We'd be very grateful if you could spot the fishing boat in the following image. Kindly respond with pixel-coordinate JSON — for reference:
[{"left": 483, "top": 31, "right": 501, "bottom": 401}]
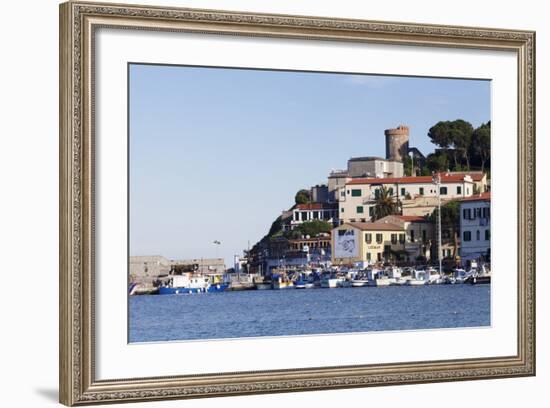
[
  {"left": 158, "top": 274, "right": 228, "bottom": 295},
  {"left": 405, "top": 269, "right": 428, "bottom": 286},
  {"left": 320, "top": 272, "right": 344, "bottom": 288},
  {"left": 272, "top": 274, "right": 294, "bottom": 290},
  {"left": 351, "top": 277, "right": 370, "bottom": 287},
  {"left": 464, "top": 264, "right": 491, "bottom": 285}
]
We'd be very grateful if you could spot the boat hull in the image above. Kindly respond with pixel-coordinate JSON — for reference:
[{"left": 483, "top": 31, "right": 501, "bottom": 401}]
[
  {"left": 466, "top": 275, "right": 491, "bottom": 285},
  {"left": 158, "top": 283, "right": 229, "bottom": 295},
  {"left": 405, "top": 279, "right": 427, "bottom": 286}
]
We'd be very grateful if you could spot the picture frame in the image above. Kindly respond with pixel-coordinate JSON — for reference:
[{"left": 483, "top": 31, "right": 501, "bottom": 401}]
[{"left": 59, "top": 1, "right": 536, "bottom": 405}]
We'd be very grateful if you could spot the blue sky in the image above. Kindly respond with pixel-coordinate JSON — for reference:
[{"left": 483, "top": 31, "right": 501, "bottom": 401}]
[{"left": 129, "top": 64, "right": 490, "bottom": 266}]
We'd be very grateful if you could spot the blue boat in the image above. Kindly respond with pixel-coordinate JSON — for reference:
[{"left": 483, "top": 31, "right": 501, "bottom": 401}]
[
  {"left": 158, "top": 274, "right": 229, "bottom": 295},
  {"left": 158, "top": 283, "right": 229, "bottom": 295}
]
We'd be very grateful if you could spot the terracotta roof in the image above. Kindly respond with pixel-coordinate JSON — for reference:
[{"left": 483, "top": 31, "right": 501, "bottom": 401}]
[
  {"left": 347, "top": 173, "right": 481, "bottom": 185},
  {"left": 395, "top": 215, "right": 429, "bottom": 222},
  {"left": 343, "top": 221, "right": 403, "bottom": 231},
  {"left": 459, "top": 192, "right": 491, "bottom": 202},
  {"left": 295, "top": 203, "right": 338, "bottom": 210}
]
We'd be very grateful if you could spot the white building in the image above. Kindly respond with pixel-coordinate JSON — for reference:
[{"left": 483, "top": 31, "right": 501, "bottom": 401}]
[
  {"left": 290, "top": 203, "right": 339, "bottom": 229},
  {"left": 338, "top": 173, "right": 479, "bottom": 223},
  {"left": 459, "top": 192, "right": 491, "bottom": 265}
]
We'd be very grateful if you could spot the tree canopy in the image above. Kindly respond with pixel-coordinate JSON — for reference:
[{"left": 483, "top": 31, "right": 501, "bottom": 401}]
[
  {"left": 470, "top": 121, "right": 491, "bottom": 172},
  {"left": 425, "top": 119, "right": 489, "bottom": 172},
  {"left": 294, "top": 189, "right": 311, "bottom": 205},
  {"left": 284, "top": 220, "right": 332, "bottom": 239}
]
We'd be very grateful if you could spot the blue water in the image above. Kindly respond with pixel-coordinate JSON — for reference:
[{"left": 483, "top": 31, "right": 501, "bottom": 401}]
[{"left": 129, "top": 285, "right": 490, "bottom": 342}]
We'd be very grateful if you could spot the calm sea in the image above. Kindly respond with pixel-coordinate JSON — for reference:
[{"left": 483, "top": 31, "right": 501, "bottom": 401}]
[{"left": 129, "top": 285, "right": 491, "bottom": 343}]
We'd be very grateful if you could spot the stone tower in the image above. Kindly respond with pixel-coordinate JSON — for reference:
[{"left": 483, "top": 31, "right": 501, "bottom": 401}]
[{"left": 385, "top": 125, "right": 410, "bottom": 162}]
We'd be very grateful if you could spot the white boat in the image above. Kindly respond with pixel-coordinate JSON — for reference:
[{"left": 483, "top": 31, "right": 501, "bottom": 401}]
[
  {"left": 368, "top": 278, "right": 391, "bottom": 287},
  {"left": 406, "top": 269, "right": 428, "bottom": 286},
  {"left": 405, "top": 279, "right": 427, "bottom": 286},
  {"left": 321, "top": 277, "right": 340, "bottom": 288},
  {"left": 351, "top": 279, "right": 369, "bottom": 287}
]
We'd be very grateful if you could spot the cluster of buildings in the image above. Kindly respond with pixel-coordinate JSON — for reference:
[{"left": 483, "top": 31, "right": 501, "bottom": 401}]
[
  {"left": 248, "top": 125, "right": 491, "bottom": 275},
  {"left": 131, "top": 124, "right": 491, "bottom": 288}
]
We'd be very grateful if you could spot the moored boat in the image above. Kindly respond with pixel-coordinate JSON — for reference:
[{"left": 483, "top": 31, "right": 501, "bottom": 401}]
[
  {"left": 158, "top": 274, "right": 228, "bottom": 295},
  {"left": 351, "top": 279, "right": 370, "bottom": 287}
]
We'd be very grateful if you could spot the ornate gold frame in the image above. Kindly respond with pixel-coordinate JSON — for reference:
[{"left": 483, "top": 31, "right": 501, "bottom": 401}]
[{"left": 59, "top": 1, "right": 536, "bottom": 405}]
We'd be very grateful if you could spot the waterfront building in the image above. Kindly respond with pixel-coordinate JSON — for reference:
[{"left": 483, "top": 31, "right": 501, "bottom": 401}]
[
  {"left": 338, "top": 173, "right": 479, "bottom": 223},
  {"left": 377, "top": 215, "right": 433, "bottom": 260},
  {"left": 459, "top": 192, "right": 491, "bottom": 265},
  {"left": 288, "top": 233, "right": 332, "bottom": 264},
  {"left": 332, "top": 221, "right": 406, "bottom": 265},
  {"left": 290, "top": 202, "right": 339, "bottom": 229}
]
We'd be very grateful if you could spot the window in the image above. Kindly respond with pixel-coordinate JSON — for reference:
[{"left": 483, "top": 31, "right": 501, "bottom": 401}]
[
  {"left": 340, "top": 191, "right": 345, "bottom": 197},
  {"left": 388, "top": 188, "right": 394, "bottom": 196},
  {"left": 365, "top": 233, "right": 372, "bottom": 244},
  {"left": 341, "top": 207, "right": 344, "bottom": 213},
  {"left": 419, "top": 187, "right": 424, "bottom": 195},
  {"left": 367, "top": 252, "right": 371, "bottom": 261},
  {"left": 399, "top": 233, "right": 405, "bottom": 244},
  {"left": 463, "top": 231, "right": 472, "bottom": 241},
  {"left": 391, "top": 234, "right": 397, "bottom": 244},
  {"left": 422, "top": 229, "right": 427, "bottom": 242},
  {"left": 457, "top": 186, "right": 462, "bottom": 195},
  {"left": 485, "top": 229, "right": 490, "bottom": 240},
  {"left": 440, "top": 186, "right": 448, "bottom": 195},
  {"left": 312, "top": 211, "right": 319, "bottom": 219},
  {"left": 376, "top": 233, "right": 383, "bottom": 244},
  {"left": 463, "top": 209, "right": 467, "bottom": 219},
  {"left": 375, "top": 189, "right": 380, "bottom": 199},
  {"left": 410, "top": 229, "right": 415, "bottom": 243},
  {"left": 369, "top": 207, "right": 374, "bottom": 217},
  {"left": 476, "top": 208, "right": 482, "bottom": 218},
  {"left": 476, "top": 230, "right": 480, "bottom": 240},
  {"left": 377, "top": 253, "right": 382, "bottom": 262},
  {"left": 401, "top": 188, "right": 406, "bottom": 196},
  {"left": 356, "top": 206, "right": 364, "bottom": 214},
  {"left": 300, "top": 212, "right": 307, "bottom": 221},
  {"left": 351, "top": 189, "right": 362, "bottom": 197}
]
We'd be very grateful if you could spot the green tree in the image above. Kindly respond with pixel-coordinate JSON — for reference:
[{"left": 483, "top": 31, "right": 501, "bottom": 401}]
[
  {"left": 402, "top": 155, "right": 414, "bottom": 176},
  {"left": 429, "top": 200, "right": 460, "bottom": 259},
  {"left": 449, "top": 119, "right": 474, "bottom": 170},
  {"left": 428, "top": 119, "right": 474, "bottom": 169},
  {"left": 285, "top": 220, "right": 332, "bottom": 239},
  {"left": 471, "top": 121, "right": 491, "bottom": 172},
  {"left": 294, "top": 189, "right": 311, "bottom": 205},
  {"left": 371, "top": 186, "right": 401, "bottom": 221},
  {"left": 425, "top": 152, "right": 449, "bottom": 173}
]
